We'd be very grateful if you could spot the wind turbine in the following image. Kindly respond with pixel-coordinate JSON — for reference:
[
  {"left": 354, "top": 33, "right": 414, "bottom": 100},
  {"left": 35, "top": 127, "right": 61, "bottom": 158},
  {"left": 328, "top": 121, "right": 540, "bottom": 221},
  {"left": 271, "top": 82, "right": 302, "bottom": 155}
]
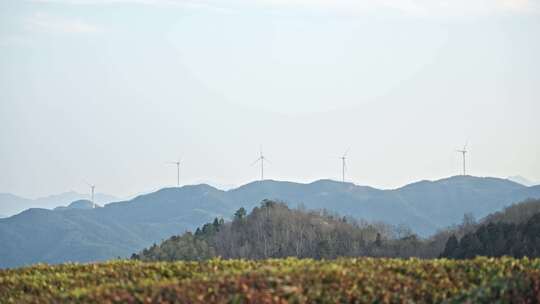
[
  {"left": 168, "top": 160, "right": 181, "bottom": 187},
  {"left": 340, "top": 148, "right": 350, "bottom": 182},
  {"left": 251, "top": 147, "right": 269, "bottom": 181},
  {"left": 84, "top": 181, "right": 96, "bottom": 208},
  {"left": 456, "top": 142, "right": 468, "bottom": 176}
]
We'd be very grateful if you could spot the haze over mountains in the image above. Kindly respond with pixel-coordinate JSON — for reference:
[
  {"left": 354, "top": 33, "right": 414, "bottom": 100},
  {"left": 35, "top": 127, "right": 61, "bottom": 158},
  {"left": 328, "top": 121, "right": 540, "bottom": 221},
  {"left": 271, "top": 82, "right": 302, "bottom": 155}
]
[
  {"left": 507, "top": 175, "right": 539, "bottom": 187},
  {"left": 1, "top": 175, "right": 540, "bottom": 268},
  {"left": 0, "top": 192, "right": 118, "bottom": 218}
]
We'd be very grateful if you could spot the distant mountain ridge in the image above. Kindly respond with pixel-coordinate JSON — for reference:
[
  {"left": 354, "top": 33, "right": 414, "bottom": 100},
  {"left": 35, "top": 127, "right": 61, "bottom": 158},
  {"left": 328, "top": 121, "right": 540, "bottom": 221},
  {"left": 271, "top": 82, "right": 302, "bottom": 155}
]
[
  {"left": 1, "top": 175, "right": 540, "bottom": 268},
  {"left": 507, "top": 175, "right": 539, "bottom": 187},
  {"left": 0, "top": 191, "right": 118, "bottom": 218},
  {"left": 54, "top": 199, "right": 97, "bottom": 210}
]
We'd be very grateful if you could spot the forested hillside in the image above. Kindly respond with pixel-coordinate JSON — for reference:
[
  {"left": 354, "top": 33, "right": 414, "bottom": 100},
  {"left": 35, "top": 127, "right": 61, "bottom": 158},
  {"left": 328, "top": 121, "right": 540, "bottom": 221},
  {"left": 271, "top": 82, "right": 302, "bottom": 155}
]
[
  {"left": 482, "top": 198, "right": 540, "bottom": 225},
  {"left": 441, "top": 199, "right": 540, "bottom": 259},
  {"left": 133, "top": 200, "right": 444, "bottom": 261},
  {"left": 135, "top": 198, "right": 540, "bottom": 261}
]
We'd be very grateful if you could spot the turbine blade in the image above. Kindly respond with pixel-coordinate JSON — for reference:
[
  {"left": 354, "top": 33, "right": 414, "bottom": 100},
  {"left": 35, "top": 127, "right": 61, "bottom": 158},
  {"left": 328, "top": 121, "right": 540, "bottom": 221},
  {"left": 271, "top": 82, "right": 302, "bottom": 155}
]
[
  {"left": 343, "top": 147, "right": 351, "bottom": 157},
  {"left": 251, "top": 158, "right": 261, "bottom": 166}
]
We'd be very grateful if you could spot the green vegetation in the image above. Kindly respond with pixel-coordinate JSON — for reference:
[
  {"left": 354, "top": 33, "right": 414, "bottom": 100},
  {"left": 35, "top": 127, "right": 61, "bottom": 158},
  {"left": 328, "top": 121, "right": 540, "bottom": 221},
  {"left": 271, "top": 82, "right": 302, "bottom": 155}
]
[
  {"left": 1, "top": 257, "right": 539, "bottom": 303},
  {"left": 3, "top": 192, "right": 540, "bottom": 303},
  {"left": 440, "top": 198, "right": 540, "bottom": 259},
  {"left": 441, "top": 212, "right": 540, "bottom": 259},
  {"left": 132, "top": 200, "right": 441, "bottom": 261},
  {"left": 133, "top": 198, "right": 540, "bottom": 262}
]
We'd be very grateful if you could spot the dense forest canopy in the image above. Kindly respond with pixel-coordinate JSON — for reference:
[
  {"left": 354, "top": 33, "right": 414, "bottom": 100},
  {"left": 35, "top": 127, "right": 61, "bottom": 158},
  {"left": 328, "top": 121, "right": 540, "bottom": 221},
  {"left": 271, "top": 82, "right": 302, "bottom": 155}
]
[{"left": 441, "top": 199, "right": 540, "bottom": 259}]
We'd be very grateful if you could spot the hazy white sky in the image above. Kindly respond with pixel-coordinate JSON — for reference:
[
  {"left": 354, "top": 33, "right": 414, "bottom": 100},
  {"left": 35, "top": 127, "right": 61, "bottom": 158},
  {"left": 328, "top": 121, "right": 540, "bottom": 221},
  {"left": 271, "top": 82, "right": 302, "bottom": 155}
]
[{"left": 1, "top": 0, "right": 539, "bottom": 198}]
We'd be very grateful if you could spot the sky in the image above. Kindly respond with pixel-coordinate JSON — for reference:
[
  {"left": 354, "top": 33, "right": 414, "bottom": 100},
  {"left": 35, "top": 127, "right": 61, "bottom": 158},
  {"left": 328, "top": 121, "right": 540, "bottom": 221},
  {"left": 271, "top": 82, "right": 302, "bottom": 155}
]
[{"left": 1, "top": 0, "right": 539, "bottom": 198}]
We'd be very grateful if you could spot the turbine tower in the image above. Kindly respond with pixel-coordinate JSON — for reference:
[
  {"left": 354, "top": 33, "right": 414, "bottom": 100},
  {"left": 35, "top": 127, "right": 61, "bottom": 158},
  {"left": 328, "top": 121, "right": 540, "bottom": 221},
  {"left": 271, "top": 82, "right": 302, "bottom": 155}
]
[
  {"left": 168, "top": 160, "right": 181, "bottom": 187},
  {"left": 456, "top": 143, "right": 468, "bottom": 176},
  {"left": 252, "top": 147, "right": 269, "bottom": 181},
  {"left": 84, "top": 181, "right": 96, "bottom": 208},
  {"left": 340, "top": 148, "right": 350, "bottom": 182}
]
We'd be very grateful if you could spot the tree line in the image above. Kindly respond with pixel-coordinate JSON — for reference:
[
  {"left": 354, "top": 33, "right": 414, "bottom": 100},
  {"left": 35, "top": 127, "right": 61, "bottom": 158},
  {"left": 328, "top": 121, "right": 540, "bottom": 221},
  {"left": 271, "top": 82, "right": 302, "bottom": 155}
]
[
  {"left": 133, "top": 200, "right": 461, "bottom": 261},
  {"left": 132, "top": 198, "right": 540, "bottom": 261},
  {"left": 441, "top": 212, "right": 540, "bottom": 258}
]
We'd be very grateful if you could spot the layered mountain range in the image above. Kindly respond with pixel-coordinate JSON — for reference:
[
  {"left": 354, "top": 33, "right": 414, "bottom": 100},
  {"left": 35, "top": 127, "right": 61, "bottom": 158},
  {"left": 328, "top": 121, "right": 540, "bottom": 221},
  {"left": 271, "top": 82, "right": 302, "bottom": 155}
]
[
  {"left": 1, "top": 175, "right": 539, "bottom": 268},
  {"left": 0, "top": 192, "right": 118, "bottom": 218}
]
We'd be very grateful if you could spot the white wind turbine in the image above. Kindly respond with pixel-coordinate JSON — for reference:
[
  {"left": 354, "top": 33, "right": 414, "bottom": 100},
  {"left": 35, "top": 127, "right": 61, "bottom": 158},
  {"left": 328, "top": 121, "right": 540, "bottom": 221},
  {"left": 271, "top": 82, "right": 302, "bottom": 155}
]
[
  {"left": 84, "top": 181, "right": 96, "bottom": 208},
  {"left": 251, "top": 147, "right": 269, "bottom": 181},
  {"left": 167, "top": 159, "right": 181, "bottom": 187},
  {"left": 456, "top": 142, "right": 468, "bottom": 176},
  {"left": 340, "top": 148, "right": 350, "bottom": 182}
]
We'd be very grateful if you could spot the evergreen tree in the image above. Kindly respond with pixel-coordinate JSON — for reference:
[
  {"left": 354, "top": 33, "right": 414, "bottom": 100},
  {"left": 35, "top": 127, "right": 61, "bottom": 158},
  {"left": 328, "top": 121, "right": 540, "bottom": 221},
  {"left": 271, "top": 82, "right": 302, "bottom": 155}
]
[
  {"left": 234, "top": 207, "right": 247, "bottom": 220},
  {"left": 441, "top": 235, "right": 458, "bottom": 258},
  {"left": 375, "top": 233, "right": 383, "bottom": 247}
]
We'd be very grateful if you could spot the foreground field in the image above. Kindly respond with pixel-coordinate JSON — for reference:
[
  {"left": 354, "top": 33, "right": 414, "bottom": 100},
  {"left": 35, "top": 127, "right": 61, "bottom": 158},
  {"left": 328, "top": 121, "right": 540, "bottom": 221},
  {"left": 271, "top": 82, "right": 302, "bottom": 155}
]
[{"left": 1, "top": 257, "right": 539, "bottom": 303}]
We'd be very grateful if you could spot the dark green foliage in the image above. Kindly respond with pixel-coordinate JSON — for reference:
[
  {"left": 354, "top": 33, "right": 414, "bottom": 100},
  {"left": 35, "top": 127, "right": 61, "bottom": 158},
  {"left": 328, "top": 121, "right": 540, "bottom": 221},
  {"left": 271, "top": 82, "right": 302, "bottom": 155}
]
[
  {"left": 441, "top": 213, "right": 540, "bottom": 259},
  {"left": 441, "top": 235, "right": 458, "bottom": 257},
  {"left": 134, "top": 232, "right": 216, "bottom": 261},
  {"left": 194, "top": 217, "right": 224, "bottom": 239},
  {"left": 135, "top": 218, "right": 225, "bottom": 261},
  {"left": 374, "top": 233, "right": 383, "bottom": 247},
  {"left": 233, "top": 207, "right": 247, "bottom": 220}
]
